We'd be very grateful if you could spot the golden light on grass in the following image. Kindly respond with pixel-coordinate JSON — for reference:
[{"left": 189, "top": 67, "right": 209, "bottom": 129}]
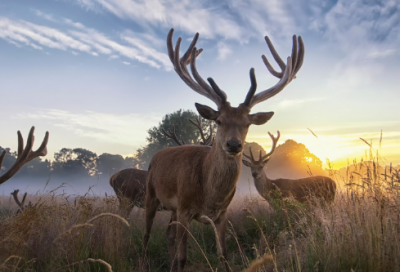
[{"left": 0, "top": 147, "right": 399, "bottom": 271}]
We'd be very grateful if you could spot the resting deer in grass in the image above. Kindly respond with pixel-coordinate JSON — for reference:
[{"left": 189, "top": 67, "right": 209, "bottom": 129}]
[
  {"left": 0, "top": 127, "right": 49, "bottom": 185},
  {"left": 109, "top": 118, "right": 214, "bottom": 218},
  {"left": 242, "top": 131, "right": 336, "bottom": 204},
  {"left": 143, "top": 28, "right": 304, "bottom": 272}
]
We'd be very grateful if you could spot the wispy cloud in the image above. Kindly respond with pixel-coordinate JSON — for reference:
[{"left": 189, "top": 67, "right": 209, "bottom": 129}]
[
  {"left": 311, "top": 0, "right": 400, "bottom": 58},
  {"left": 73, "top": 0, "right": 244, "bottom": 41},
  {"left": 16, "top": 109, "right": 162, "bottom": 147},
  {"left": 0, "top": 15, "right": 172, "bottom": 70},
  {"left": 217, "top": 42, "right": 232, "bottom": 60},
  {"left": 277, "top": 97, "right": 325, "bottom": 108}
]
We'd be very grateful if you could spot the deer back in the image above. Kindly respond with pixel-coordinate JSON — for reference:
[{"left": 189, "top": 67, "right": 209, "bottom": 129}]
[
  {"left": 110, "top": 168, "right": 147, "bottom": 206},
  {"left": 273, "top": 175, "right": 336, "bottom": 203}
]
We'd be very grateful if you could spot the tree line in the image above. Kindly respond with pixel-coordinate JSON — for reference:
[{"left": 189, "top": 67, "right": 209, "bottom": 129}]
[{"left": 0, "top": 109, "right": 325, "bottom": 180}]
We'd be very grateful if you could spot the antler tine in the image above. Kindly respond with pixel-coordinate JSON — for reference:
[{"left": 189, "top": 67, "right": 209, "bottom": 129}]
[
  {"left": 243, "top": 146, "right": 256, "bottom": 162},
  {"left": 26, "top": 131, "right": 49, "bottom": 162},
  {"left": 11, "top": 189, "right": 26, "bottom": 211},
  {"left": 161, "top": 125, "right": 185, "bottom": 146},
  {"left": 249, "top": 35, "right": 305, "bottom": 108},
  {"left": 241, "top": 68, "right": 257, "bottom": 107},
  {"left": 167, "top": 28, "right": 226, "bottom": 107},
  {"left": 0, "top": 151, "right": 5, "bottom": 170},
  {"left": 0, "top": 127, "right": 49, "bottom": 185},
  {"left": 261, "top": 131, "right": 280, "bottom": 161}
]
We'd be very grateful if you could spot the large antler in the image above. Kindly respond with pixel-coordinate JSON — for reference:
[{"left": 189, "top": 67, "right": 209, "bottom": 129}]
[
  {"left": 188, "top": 117, "right": 214, "bottom": 146},
  {"left": 243, "top": 131, "right": 280, "bottom": 163},
  {"left": 243, "top": 36, "right": 304, "bottom": 108},
  {"left": 161, "top": 125, "right": 186, "bottom": 146},
  {"left": 0, "top": 127, "right": 49, "bottom": 185},
  {"left": 167, "top": 28, "right": 227, "bottom": 108}
]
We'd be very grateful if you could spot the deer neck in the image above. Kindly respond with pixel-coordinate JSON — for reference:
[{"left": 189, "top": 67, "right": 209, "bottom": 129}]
[
  {"left": 204, "top": 141, "right": 242, "bottom": 202},
  {"left": 253, "top": 169, "right": 273, "bottom": 197}
]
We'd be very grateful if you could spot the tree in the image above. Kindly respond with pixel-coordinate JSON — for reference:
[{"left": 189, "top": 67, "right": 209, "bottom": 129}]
[
  {"left": 136, "top": 109, "right": 216, "bottom": 169},
  {"left": 52, "top": 148, "right": 98, "bottom": 177}
]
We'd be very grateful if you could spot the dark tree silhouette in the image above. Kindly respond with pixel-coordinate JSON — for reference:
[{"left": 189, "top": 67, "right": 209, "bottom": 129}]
[{"left": 136, "top": 109, "right": 215, "bottom": 169}]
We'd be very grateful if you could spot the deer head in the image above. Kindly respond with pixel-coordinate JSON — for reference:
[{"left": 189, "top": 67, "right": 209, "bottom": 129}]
[
  {"left": 167, "top": 29, "right": 304, "bottom": 156},
  {"left": 242, "top": 131, "right": 280, "bottom": 179}
]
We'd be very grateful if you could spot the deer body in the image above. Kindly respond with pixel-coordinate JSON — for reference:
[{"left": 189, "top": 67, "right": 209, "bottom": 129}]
[
  {"left": 147, "top": 144, "right": 240, "bottom": 221},
  {"left": 252, "top": 170, "right": 336, "bottom": 203},
  {"left": 242, "top": 132, "right": 336, "bottom": 204},
  {"left": 143, "top": 28, "right": 305, "bottom": 272},
  {"left": 109, "top": 168, "right": 147, "bottom": 217}
]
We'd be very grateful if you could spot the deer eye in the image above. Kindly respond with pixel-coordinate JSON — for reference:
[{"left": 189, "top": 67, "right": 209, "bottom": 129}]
[{"left": 216, "top": 120, "right": 222, "bottom": 125}]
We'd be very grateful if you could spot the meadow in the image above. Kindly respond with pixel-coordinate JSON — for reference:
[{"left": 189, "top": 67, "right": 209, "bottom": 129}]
[{"left": 0, "top": 151, "right": 399, "bottom": 272}]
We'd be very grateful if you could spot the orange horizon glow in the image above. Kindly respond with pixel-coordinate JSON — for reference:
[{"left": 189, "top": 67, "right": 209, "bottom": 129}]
[{"left": 249, "top": 131, "right": 400, "bottom": 170}]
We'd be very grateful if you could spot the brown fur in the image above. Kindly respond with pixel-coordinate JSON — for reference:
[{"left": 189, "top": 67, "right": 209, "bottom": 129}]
[
  {"left": 142, "top": 28, "right": 305, "bottom": 272},
  {"left": 144, "top": 105, "right": 271, "bottom": 272},
  {"left": 242, "top": 155, "right": 336, "bottom": 204},
  {"left": 109, "top": 168, "right": 147, "bottom": 218},
  {"left": 252, "top": 170, "right": 336, "bottom": 203}
]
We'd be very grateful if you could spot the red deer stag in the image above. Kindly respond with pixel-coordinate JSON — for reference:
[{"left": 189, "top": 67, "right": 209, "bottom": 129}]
[
  {"left": 142, "top": 28, "right": 304, "bottom": 272},
  {"left": 0, "top": 127, "right": 49, "bottom": 185},
  {"left": 242, "top": 131, "right": 336, "bottom": 203},
  {"left": 109, "top": 118, "right": 213, "bottom": 218}
]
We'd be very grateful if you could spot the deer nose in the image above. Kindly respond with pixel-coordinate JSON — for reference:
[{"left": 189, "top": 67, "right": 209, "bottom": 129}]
[
  {"left": 227, "top": 140, "right": 242, "bottom": 153},
  {"left": 252, "top": 172, "right": 258, "bottom": 178}
]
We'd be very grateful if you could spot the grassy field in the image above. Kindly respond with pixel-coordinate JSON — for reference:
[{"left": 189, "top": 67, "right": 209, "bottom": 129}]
[{"left": 0, "top": 154, "right": 399, "bottom": 272}]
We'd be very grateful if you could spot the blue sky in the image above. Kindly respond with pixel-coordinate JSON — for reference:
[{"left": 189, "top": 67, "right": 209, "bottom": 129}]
[{"left": 1, "top": 0, "right": 399, "bottom": 168}]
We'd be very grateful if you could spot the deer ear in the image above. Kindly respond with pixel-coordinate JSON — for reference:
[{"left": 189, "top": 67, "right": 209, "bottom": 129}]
[
  {"left": 242, "top": 159, "right": 252, "bottom": 167},
  {"left": 249, "top": 112, "right": 274, "bottom": 125},
  {"left": 195, "top": 103, "right": 219, "bottom": 120}
]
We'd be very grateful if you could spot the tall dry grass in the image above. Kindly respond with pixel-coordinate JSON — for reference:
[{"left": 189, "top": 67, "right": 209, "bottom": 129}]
[{"left": 0, "top": 149, "right": 399, "bottom": 271}]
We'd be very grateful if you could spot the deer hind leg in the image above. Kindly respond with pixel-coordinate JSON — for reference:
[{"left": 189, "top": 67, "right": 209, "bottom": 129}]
[
  {"left": 166, "top": 211, "right": 177, "bottom": 272},
  {"left": 176, "top": 212, "right": 191, "bottom": 272},
  {"left": 215, "top": 211, "right": 231, "bottom": 272}
]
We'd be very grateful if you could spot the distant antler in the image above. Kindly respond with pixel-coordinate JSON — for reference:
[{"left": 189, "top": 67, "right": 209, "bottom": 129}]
[
  {"left": 162, "top": 125, "right": 186, "bottom": 146},
  {"left": 243, "top": 131, "right": 280, "bottom": 163},
  {"left": 11, "top": 189, "right": 27, "bottom": 211},
  {"left": 188, "top": 117, "right": 214, "bottom": 146},
  {"left": 0, "top": 127, "right": 49, "bottom": 185}
]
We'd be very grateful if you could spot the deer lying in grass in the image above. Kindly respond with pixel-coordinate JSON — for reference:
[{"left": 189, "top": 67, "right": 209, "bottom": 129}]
[
  {"left": 242, "top": 131, "right": 336, "bottom": 204},
  {"left": 143, "top": 28, "right": 304, "bottom": 272},
  {"left": 0, "top": 127, "right": 49, "bottom": 185},
  {"left": 109, "top": 118, "right": 214, "bottom": 218}
]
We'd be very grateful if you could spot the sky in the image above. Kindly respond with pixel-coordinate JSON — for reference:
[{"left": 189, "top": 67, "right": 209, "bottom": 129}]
[{"left": 0, "top": 0, "right": 399, "bottom": 169}]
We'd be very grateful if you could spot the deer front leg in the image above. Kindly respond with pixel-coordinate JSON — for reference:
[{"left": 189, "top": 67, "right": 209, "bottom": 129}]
[
  {"left": 215, "top": 211, "right": 231, "bottom": 272},
  {"left": 166, "top": 211, "right": 177, "bottom": 272},
  {"left": 176, "top": 212, "right": 191, "bottom": 272},
  {"left": 141, "top": 186, "right": 160, "bottom": 271}
]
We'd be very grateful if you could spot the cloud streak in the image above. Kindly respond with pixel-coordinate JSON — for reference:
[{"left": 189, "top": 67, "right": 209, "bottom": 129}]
[
  {"left": 16, "top": 109, "right": 162, "bottom": 147},
  {"left": 0, "top": 16, "right": 172, "bottom": 70}
]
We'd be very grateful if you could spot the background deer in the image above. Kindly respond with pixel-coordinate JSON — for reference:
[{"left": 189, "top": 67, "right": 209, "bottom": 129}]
[
  {"left": 0, "top": 126, "right": 49, "bottom": 185},
  {"left": 109, "top": 118, "right": 213, "bottom": 218},
  {"left": 242, "top": 131, "right": 336, "bottom": 204},
  {"left": 143, "top": 28, "right": 304, "bottom": 272}
]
